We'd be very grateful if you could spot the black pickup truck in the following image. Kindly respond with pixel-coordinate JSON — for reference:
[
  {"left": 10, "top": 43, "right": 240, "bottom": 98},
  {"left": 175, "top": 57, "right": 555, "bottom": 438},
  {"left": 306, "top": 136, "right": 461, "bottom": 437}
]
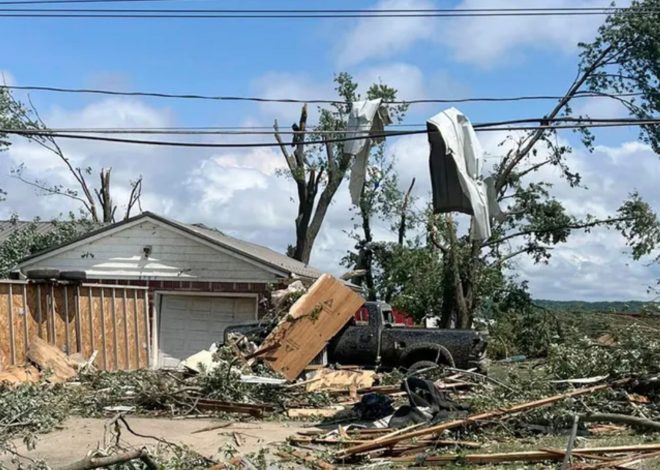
[{"left": 224, "top": 301, "right": 486, "bottom": 372}]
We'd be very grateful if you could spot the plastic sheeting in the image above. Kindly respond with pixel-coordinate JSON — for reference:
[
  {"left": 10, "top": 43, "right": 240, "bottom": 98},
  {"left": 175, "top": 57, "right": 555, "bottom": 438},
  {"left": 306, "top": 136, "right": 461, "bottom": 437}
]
[
  {"left": 427, "top": 107, "right": 495, "bottom": 240},
  {"left": 345, "top": 99, "right": 392, "bottom": 205}
]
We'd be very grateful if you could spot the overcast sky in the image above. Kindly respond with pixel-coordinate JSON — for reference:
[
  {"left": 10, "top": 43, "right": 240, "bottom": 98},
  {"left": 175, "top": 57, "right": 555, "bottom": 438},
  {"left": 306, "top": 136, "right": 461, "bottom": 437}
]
[{"left": 1, "top": 0, "right": 658, "bottom": 301}]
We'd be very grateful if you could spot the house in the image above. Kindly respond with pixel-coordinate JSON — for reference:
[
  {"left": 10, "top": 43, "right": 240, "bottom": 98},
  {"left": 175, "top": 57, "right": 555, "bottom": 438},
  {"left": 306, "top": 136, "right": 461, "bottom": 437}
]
[{"left": 14, "top": 212, "right": 323, "bottom": 368}]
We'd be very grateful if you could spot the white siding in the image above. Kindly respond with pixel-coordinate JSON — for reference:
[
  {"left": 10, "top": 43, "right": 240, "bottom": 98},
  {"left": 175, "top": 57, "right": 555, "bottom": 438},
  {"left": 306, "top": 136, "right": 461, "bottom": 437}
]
[{"left": 20, "top": 220, "right": 279, "bottom": 282}]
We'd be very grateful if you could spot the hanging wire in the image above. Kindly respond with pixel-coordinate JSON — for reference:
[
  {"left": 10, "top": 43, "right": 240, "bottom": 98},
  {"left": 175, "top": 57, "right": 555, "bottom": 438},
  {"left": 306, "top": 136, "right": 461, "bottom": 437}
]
[
  {"left": 0, "top": 117, "right": 656, "bottom": 135},
  {"left": 1, "top": 85, "right": 645, "bottom": 106},
  {"left": 0, "top": 7, "right": 657, "bottom": 18},
  {"left": 2, "top": 119, "right": 657, "bottom": 148}
]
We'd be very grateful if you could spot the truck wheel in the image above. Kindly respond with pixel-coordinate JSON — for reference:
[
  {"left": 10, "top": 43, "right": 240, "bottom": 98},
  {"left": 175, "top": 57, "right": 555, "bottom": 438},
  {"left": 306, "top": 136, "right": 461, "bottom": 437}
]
[{"left": 408, "top": 360, "right": 442, "bottom": 374}]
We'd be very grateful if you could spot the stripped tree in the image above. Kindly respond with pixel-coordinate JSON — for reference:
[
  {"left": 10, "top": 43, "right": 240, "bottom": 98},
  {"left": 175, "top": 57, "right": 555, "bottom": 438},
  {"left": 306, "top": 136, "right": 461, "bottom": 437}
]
[{"left": 274, "top": 73, "right": 407, "bottom": 263}]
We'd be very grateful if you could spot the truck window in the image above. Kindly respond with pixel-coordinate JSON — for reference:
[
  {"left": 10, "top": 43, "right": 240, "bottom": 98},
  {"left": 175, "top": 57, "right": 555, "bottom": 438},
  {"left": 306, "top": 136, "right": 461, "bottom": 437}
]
[
  {"left": 382, "top": 308, "right": 394, "bottom": 325},
  {"left": 354, "top": 306, "right": 369, "bottom": 325}
]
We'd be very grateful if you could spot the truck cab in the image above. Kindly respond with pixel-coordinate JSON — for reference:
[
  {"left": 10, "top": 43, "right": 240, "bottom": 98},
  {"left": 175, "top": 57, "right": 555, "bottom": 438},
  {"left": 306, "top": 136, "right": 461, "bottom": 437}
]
[{"left": 327, "top": 301, "right": 486, "bottom": 371}]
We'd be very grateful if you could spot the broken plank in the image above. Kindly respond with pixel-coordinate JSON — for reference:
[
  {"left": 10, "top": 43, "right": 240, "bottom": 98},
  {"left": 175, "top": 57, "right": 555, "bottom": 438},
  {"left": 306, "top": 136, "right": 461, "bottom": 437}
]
[
  {"left": 388, "top": 446, "right": 660, "bottom": 466},
  {"left": 306, "top": 368, "right": 376, "bottom": 392},
  {"left": 191, "top": 422, "right": 232, "bottom": 434},
  {"left": 196, "top": 399, "right": 272, "bottom": 418},
  {"left": 287, "top": 406, "right": 345, "bottom": 418},
  {"left": 260, "top": 274, "right": 365, "bottom": 381}
]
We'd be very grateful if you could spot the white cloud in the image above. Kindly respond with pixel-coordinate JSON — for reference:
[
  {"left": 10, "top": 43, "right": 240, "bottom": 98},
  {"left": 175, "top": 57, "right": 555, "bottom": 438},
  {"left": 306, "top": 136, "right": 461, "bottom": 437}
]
[
  {"left": 335, "top": 0, "right": 624, "bottom": 68},
  {"left": 335, "top": 0, "right": 435, "bottom": 67},
  {"left": 504, "top": 140, "right": 659, "bottom": 300},
  {"left": 574, "top": 95, "right": 631, "bottom": 119},
  {"left": 48, "top": 98, "right": 171, "bottom": 129},
  {"left": 250, "top": 72, "right": 333, "bottom": 125},
  {"left": 2, "top": 98, "right": 178, "bottom": 219},
  {"left": 356, "top": 63, "right": 426, "bottom": 100},
  {"left": 439, "top": 0, "right": 609, "bottom": 67}
]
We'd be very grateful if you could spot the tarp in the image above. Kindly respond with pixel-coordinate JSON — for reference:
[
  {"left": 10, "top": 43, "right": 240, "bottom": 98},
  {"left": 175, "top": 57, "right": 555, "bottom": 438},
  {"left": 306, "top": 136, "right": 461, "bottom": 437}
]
[
  {"left": 427, "top": 107, "right": 492, "bottom": 240},
  {"left": 345, "top": 99, "right": 392, "bottom": 205}
]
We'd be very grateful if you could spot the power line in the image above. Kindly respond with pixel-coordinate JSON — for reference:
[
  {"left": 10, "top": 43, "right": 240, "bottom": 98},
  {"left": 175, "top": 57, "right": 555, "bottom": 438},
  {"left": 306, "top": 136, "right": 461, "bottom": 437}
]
[
  {"left": 2, "top": 85, "right": 644, "bottom": 106},
  {"left": 2, "top": 120, "right": 657, "bottom": 148},
  {"left": 0, "top": 4, "right": 630, "bottom": 9},
  {"left": 3, "top": 118, "right": 656, "bottom": 135},
  {"left": 0, "top": 0, "right": 180, "bottom": 4},
  {"left": 0, "top": 7, "right": 647, "bottom": 12},
  {"left": 0, "top": 7, "right": 657, "bottom": 18}
]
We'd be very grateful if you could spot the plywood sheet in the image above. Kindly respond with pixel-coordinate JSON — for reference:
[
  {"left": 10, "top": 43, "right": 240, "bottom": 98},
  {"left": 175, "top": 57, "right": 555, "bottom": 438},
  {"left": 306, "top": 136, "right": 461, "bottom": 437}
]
[
  {"left": 0, "top": 282, "right": 147, "bottom": 372},
  {"left": 135, "top": 291, "right": 149, "bottom": 368},
  {"left": 0, "top": 284, "right": 11, "bottom": 366},
  {"left": 113, "top": 290, "right": 128, "bottom": 369},
  {"left": 10, "top": 284, "right": 28, "bottom": 362},
  {"left": 77, "top": 286, "right": 93, "bottom": 360},
  {"left": 102, "top": 288, "right": 116, "bottom": 370},
  {"left": 91, "top": 287, "right": 107, "bottom": 370},
  {"left": 260, "top": 274, "right": 364, "bottom": 381}
]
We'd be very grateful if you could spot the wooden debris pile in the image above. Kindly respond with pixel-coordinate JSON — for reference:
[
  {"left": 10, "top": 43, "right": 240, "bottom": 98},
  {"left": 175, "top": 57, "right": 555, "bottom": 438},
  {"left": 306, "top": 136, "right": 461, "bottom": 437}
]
[
  {"left": 280, "top": 375, "right": 660, "bottom": 468},
  {"left": 0, "top": 335, "right": 80, "bottom": 384}
]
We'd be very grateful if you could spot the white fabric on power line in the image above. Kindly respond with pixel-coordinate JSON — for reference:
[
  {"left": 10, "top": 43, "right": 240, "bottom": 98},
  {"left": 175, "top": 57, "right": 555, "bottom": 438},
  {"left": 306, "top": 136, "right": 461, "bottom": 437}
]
[
  {"left": 427, "top": 107, "right": 500, "bottom": 240},
  {"left": 345, "top": 99, "right": 392, "bottom": 206}
]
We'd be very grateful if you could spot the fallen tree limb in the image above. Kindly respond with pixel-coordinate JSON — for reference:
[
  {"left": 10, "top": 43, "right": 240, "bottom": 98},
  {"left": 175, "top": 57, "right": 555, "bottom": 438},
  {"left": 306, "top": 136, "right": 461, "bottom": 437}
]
[
  {"left": 573, "top": 450, "right": 660, "bottom": 470},
  {"left": 386, "top": 444, "right": 660, "bottom": 466},
  {"left": 335, "top": 382, "right": 614, "bottom": 458},
  {"left": 580, "top": 413, "right": 660, "bottom": 432},
  {"left": 445, "top": 366, "right": 514, "bottom": 391},
  {"left": 57, "top": 448, "right": 158, "bottom": 470},
  {"left": 276, "top": 449, "right": 335, "bottom": 470}
]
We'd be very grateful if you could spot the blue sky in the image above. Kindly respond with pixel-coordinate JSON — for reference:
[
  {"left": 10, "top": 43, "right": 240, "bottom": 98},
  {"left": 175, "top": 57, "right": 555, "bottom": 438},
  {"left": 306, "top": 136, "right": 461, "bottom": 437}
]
[{"left": 1, "top": 0, "right": 658, "bottom": 301}]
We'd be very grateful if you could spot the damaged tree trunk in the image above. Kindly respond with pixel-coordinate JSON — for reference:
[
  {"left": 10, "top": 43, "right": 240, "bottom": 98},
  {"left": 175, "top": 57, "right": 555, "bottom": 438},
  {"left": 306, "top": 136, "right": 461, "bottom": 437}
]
[{"left": 58, "top": 448, "right": 158, "bottom": 470}]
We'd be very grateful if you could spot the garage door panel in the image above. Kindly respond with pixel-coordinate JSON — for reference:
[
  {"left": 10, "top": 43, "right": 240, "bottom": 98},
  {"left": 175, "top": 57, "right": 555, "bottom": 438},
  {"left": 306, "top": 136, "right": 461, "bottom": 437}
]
[
  {"left": 191, "top": 299, "right": 213, "bottom": 312},
  {"left": 165, "top": 297, "right": 188, "bottom": 310},
  {"left": 212, "top": 298, "right": 234, "bottom": 312},
  {"left": 158, "top": 295, "right": 256, "bottom": 368}
]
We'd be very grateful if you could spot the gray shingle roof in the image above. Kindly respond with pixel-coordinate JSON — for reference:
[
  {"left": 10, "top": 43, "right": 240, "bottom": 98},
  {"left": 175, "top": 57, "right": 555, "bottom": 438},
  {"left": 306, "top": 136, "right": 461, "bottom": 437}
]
[
  {"left": 175, "top": 220, "right": 323, "bottom": 279},
  {"left": 0, "top": 220, "right": 59, "bottom": 243}
]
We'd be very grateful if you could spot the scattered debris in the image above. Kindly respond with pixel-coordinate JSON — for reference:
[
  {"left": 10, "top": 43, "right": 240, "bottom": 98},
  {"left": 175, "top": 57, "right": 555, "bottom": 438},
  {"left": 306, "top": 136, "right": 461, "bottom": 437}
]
[
  {"left": 180, "top": 343, "right": 219, "bottom": 373},
  {"left": 0, "top": 365, "right": 40, "bottom": 384}
]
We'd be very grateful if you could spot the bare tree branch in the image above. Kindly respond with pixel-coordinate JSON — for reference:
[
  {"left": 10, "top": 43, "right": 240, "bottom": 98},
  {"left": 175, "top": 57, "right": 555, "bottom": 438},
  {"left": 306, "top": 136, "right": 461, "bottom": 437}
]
[{"left": 398, "top": 177, "right": 416, "bottom": 246}]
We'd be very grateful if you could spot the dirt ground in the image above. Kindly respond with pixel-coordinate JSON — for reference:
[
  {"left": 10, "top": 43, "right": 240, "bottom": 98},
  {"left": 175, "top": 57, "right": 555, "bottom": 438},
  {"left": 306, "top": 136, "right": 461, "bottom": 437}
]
[{"left": 1, "top": 416, "right": 317, "bottom": 468}]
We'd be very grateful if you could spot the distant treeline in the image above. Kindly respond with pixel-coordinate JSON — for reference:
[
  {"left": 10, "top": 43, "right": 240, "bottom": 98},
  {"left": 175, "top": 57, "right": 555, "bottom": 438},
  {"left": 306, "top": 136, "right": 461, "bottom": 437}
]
[{"left": 533, "top": 299, "right": 657, "bottom": 314}]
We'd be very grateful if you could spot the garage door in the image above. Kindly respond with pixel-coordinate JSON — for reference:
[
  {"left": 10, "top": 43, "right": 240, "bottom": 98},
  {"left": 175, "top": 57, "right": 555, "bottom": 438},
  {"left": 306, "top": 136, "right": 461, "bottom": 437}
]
[{"left": 158, "top": 295, "right": 256, "bottom": 368}]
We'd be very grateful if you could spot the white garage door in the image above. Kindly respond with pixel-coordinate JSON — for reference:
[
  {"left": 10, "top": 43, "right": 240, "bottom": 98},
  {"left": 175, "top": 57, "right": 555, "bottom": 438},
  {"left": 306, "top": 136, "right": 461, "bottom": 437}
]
[{"left": 158, "top": 295, "right": 256, "bottom": 368}]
